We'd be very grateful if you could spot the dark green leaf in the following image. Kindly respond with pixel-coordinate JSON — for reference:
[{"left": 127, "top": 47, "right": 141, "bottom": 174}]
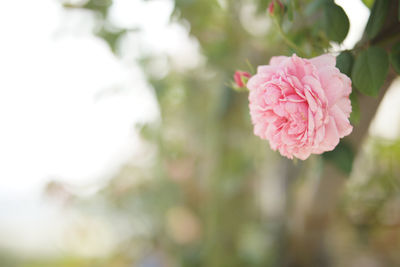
[
  {"left": 349, "top": 92, "right": 360, "bottom": 125},
  {"left": 391, "top": 42, "right": 400, "bottom": 74},
  {"left": 336, "top": 51, "right": 354, "bottom": 76},
  {"left": 322, "top": 3, "right": 350, "bottom": 43},
  {"left": 322, "top": 142, "right": 354, "bottom": 175},
  {"left": 352, "top": 46, "right": 389, "bottom": 96},
  {"left": 304, "top": 0, "right": 331, "bottom": 16},
  {"left": 365, "top": 0, "right": 390, "bottom": 39}
]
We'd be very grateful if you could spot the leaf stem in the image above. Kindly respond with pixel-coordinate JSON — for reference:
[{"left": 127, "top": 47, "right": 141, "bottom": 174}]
[
  {"left": 245, "top": 59, "right": 255, "bottom": 74},
  {"left": 272, "top": 17, "right": 307, "bottom": 57}
]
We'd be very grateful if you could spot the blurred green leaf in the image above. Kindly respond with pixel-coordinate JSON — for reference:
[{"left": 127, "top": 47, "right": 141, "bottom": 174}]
[
  {"left": 96, "top": 26, "right": 127, "bottom": 53},
  {"left": 365, "top": 0, "right": 390, "bottom": 39},
  {"left": 336, "top": 51, "right": 354, "bottom": 76},
  {"left": 390, "top": 42, "right": 400, "bottom": 74},
  {"left": 304, "top": 0, "right": 331, "bottom": 16},
  {"left": 352, "top": 46, "right": 389, "bottom": 96},
  {"left": 322, "top": 141, "right": 354, "bottom": 175},
  {"left": 322, "top": 3, "right": 350, "bottom": 43},
  {"left": 349, "top": 92, "right": 360, "bottom": 125},
  {"left": 362, "top": 0, "right": 375, "bottom": 9}
]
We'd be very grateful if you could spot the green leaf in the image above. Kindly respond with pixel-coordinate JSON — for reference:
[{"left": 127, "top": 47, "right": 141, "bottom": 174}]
[
  {"left": 361, "top": 0, "right": 375, "bottom": 9},
  {"left": 349, "top": 92, "right": 360, "bottom": 125},
  {"left": 322, "top": 3, "right": 350, "bottom": 43},
  {"left": 390, "top": 42, "right": 400, "bottom": 74},
  {"left": 365, "top": 0, "right": 390, "bottom": 39},
  {"left": 322, "top": 142, "right": 354, "bottom": 175},
  {"left": 304, "top": 0, "right": 331, "bottom": 16},
  {"left": 352, "top": 46, "right": 389, "bottom": 96},
  {"left": 336, "top": 51, "right": 354, "bottom": 76}
]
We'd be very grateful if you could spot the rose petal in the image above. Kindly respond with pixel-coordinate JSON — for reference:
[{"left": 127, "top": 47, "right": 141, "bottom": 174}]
[
  {"left": 330, "top": 105, "right": 353, "bottom": 137},
  {"left": 310, "top": 54, "right": 336, "bottom": 69}
]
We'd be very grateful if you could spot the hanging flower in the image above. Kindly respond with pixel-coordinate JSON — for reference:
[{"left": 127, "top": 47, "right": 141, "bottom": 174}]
[{"left": 247, "top": 54, "right": 353, "bottom": 160}]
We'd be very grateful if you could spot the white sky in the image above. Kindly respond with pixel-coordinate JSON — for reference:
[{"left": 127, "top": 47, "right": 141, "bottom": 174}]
[
  {"left": 0, "top": 0, "right": 165, "bottom": 200},
  {"left": 0, "top": 0, "right": 163, "bottom": 256},
  {"left": 0, "top": 0, "right": 398, "bottom": 258}
]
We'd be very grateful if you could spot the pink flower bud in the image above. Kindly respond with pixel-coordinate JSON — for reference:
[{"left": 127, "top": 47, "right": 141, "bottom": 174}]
[
  {"left": 268, "top": 0, "right": 284, "bottom": 16},
  {"left": 234, "top": 71, "right": 251, "bottom": 88},
  {"left": 268, "top": 2, "right": 275, "bottom": 15}
]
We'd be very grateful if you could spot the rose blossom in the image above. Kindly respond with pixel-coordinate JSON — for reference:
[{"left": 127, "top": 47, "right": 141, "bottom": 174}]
[{"left": 247, "top": 54, "right": 352, "bottom": 160}]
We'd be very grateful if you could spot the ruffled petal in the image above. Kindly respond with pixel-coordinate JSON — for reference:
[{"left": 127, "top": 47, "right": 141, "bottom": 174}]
[{"left": 310, "top": 54, "right": 336, "bottom": 69}]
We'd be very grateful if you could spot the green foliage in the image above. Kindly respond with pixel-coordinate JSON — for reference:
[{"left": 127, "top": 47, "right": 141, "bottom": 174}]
[
  {"left": 362, "top": 0, "right": 375, "bottom": 9},
  {"left": 63, "top": 0, "right": 126, "bottom": 54},
  {"left": 365, "top": 0, "right": 390, "bottom": 39},
  {"left": 390, "top": 42, "right": 400, "bottom": 74},
  {"left": 349, "top": 92, "right": 360, "bottom": 125},
  {"left": 96, "top": 25, "right": 128, "bottom": 53},
  {"left": 305, "top": 0, "right": 350, "bottom": 45},
  {"left": 352, "top": 46, "right": 389, "bottom": 96},
  {"left": 321, "top": 2, "right": 349, "bottom": 43},
  {"left": 64, "top": 0, "right": 112, "bottom": 17},
  {"left": 323, "top": 141, "right": 354, "bottom": 175},
  {"left": 336, "top": 51, "right": 354, "bottom": 77},
  {"left": 304, "top": 0, "right": 331, "bottom": 16}
]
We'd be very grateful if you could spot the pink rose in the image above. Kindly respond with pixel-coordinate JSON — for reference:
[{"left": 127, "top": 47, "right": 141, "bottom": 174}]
[{"left": 247, "top": 54, "right": 353, "bottom": 160}]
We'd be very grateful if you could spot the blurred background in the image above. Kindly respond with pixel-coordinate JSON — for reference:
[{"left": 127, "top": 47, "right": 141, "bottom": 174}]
[{"left": 1, "top": 0, "right": 400, "bottom": 266}]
